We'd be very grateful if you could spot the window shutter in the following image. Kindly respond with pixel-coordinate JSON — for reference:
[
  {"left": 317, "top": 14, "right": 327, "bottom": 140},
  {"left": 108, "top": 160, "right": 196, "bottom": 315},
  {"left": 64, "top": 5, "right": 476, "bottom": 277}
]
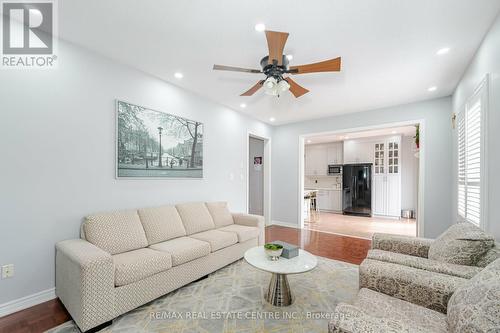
[{"left": 457, "top": 84, "right": 484, "bottom": 226}]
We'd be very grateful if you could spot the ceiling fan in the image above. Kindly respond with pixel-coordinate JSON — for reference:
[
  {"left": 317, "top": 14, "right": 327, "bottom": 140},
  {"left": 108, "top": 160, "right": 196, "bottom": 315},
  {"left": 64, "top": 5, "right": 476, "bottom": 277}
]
[{"left": 213, "top": 30, "right": 341, "bottom": 98}]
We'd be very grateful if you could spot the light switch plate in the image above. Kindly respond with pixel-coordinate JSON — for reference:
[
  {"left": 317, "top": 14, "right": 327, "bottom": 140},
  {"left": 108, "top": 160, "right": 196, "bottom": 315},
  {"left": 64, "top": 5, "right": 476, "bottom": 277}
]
[{"left": 1, "top": 264, "right": 14, "bottom": 279}]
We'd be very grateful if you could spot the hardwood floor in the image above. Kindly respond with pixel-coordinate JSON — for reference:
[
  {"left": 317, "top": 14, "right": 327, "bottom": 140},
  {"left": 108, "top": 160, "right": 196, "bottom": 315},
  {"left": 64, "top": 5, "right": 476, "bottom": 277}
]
[
  {"left": 0, "top": 226, "right": 371, "bottom": 333},
  {"left": 0, "top": 299, "right": 70, "bottom": 333},
  {"left": 304, "top": 212, "right": 416, "bottom": 239},
  {"left": 266, "top": 225, "right": 371, "bottom": 265}
]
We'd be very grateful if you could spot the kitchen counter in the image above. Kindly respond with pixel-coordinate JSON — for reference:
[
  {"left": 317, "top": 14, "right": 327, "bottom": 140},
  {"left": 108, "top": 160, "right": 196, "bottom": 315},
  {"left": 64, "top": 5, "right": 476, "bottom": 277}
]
[{"left": 305, "top": 187, "right": 342, "bottom": 191}]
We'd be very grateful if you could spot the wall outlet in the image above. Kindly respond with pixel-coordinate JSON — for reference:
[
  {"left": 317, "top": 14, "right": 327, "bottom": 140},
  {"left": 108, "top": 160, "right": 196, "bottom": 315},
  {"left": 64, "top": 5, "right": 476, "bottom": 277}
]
[{"left": 1, "top": 264, "right": 14, "bottom": 279}]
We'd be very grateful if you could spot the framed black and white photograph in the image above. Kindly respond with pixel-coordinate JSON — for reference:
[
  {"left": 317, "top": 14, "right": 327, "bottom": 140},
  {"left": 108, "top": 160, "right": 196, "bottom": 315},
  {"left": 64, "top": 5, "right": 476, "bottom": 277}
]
[{"left": 116, "top": 100, "right": 203, "bottom": 178}]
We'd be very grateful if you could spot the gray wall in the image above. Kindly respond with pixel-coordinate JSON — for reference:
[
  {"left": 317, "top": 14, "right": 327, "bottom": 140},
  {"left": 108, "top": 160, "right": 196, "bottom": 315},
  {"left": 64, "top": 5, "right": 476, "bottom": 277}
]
[
  {"left": 248, "top": 137, "right": 264, "bottom": 215},
  {"left": 0, "top": 40, "right": 272, "bottom": 304},
  {"left": 271, "top": 97, "right": 453, "bottom": 238},
  {"left": 452, "top": 13, "right": 500, "bottom": 238}
]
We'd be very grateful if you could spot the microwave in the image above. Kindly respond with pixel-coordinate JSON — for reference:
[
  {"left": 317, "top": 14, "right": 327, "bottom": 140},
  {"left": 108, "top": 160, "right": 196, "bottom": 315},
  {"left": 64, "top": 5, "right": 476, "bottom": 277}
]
[{"left": 328, "top": 164, "right": 342, "bottom": 176}]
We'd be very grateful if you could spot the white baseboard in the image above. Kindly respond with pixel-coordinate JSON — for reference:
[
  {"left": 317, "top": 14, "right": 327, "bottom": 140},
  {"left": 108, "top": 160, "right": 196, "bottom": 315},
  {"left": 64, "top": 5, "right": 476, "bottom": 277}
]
[
  {"left": 0, "top": 288, "right": 56, "bottom": 318},
  {"left": 269, "top": 220, "right": 300, "bottom": 229}
]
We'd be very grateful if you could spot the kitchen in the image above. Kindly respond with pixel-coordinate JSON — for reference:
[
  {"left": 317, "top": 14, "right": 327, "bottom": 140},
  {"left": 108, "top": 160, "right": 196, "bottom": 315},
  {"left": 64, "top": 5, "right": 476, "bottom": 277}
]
[{"left": 303, "top": 126, "right": 418, "bottom": 239}]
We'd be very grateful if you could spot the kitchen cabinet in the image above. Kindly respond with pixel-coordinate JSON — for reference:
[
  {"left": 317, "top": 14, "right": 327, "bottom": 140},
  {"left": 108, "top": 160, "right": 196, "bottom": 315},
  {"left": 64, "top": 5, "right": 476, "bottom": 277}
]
[
  {"left": 317, "top": 189, "right": 342, "bottom": 212},
  {"left": 327, "top": 143, "right": 343, "bottom": 165},
  {"left": 305, "top": 145, "right": 327, "bottom": 176},
  {"left": 372, "top": 136, "right": 401, "bottom": 217},
  {"left": 305, "top": 143, "right": 342, "bottom": 176}
]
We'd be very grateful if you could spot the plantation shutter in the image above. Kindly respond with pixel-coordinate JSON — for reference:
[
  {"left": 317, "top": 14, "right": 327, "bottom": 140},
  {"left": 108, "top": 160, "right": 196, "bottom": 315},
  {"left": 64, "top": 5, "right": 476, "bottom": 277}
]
[{"left": 457, "top": 87, "right": 484, "bottom": 226}]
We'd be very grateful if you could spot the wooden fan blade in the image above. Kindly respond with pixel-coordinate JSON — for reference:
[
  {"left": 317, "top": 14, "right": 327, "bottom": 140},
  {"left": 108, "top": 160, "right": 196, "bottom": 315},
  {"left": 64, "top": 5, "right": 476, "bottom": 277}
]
[
  {"left": 284, "top": 77, "right": 309, "bottom": 98},
  {"left": 265, "top": 30, "right": 289, "bottom": 66},
  {"left": 240, "top": 80, "right": 264, "bottom": 96},
  {"left": 213, "top": 64, "right": 262, "bottom": 74},
  {"left": 289, "top": 57, "right": 341, "bottom": 74}
]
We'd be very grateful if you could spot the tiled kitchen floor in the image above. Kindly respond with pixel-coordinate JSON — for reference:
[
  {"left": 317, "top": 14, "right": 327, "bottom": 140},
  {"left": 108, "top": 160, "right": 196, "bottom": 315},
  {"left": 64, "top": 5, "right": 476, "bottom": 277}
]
[{"left": 304, "top": 212, "right": 417, "bottom": 239}]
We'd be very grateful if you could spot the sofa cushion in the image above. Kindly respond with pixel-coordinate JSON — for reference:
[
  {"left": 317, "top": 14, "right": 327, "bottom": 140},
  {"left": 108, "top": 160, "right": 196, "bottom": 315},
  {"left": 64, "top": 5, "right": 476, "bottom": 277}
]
[
  {"left": 84, "top": 210, "right": 148, "bottom": 255},
  {"left": 217, "top": 224, "right": 260, "bottom": 243},
  {"left": 175, "top": 202, "right": 216, "bottom": 235},
  {"left": 189, "top": 230, "right": 238, "bottom": 252},
  {"left": 367, "top": 249, "right": 482, "bottom": 279},
  {"left": 149, "top": 236, "right": 210, "bottom": 266},
  {"left": 447, "top": 259, "right": 500, "bottom": 333},
  {"left": 476, "top": 242, "right": 500, "bottom": 268},
  {"left": 206, "top": 202, "right": 234, "bottom": 228},
  {"left": 428, "top": 222, "right": 494, "bottom": 266},
  {"left": 112, "top": 248, "right": 172, "bottom": 287},
  {"left": 353, "top": 288, "right": 448, "bottom": 333},
  {"left": 138, "top": 205, "right": 186, "bottom": 245}
]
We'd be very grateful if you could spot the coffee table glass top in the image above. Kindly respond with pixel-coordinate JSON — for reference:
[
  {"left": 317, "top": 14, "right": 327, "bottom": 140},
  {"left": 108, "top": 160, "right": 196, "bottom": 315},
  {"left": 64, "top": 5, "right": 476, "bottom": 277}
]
[{"left": 244, "top": 246, "right": 318, "bottom": 275}]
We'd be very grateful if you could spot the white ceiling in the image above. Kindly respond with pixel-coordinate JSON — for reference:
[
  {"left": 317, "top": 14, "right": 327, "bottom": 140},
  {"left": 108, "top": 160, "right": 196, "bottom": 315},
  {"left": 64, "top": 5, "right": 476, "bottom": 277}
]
[
  {"left": 57, "top": 0, "right": 500, "bottom": 125},
  {"left": 305, "top": 125, "right": 416, "bottom": 144}
]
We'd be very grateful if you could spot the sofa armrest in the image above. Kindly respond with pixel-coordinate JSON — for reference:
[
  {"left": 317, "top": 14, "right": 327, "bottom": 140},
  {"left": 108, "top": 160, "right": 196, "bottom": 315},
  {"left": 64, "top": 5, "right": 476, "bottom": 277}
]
[
  {"left": 56, "top": 239, "right": 115, "bottom": 332},
  {"left": 360, "top": 258, "right": 467, "bottom": 313},
  {"left": 329, "top": 303, "right": 418, "bottom": 333},
  {"left": 232, "top": 213, "right": 265, "bottom": 245},
  {"left": 372, "top": 233, "right": 434, "bottom": 258}
]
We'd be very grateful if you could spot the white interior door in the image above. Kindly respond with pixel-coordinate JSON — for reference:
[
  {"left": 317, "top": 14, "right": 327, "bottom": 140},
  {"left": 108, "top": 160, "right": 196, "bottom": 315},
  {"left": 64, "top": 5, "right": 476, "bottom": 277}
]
[{"left": 249, "top": 137, "right": 264, "bottom": 215}]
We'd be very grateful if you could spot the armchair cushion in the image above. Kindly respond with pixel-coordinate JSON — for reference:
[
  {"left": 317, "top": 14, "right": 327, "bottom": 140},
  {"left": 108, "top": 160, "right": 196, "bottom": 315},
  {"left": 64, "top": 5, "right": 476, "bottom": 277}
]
[
  {"left": 360, "top": 258, "right": 467, "bottom": 313},
  {"left": 138, "top": 205, "right": 186, "bottom": 245},
  {"left": 476, "top": 242, "right": 500, "bottom": 268},
  {"left": 447, "top": 259, "right": 500, "bottom": 333},
  {"left": 367, "top": 249, "right": 482, "bottom": 279},
  {"left": 84, "top": 210, "right": 148, "bottom": 255},
  {"left": 428, "top": 222, "right": 494, "bottom": 266},
  {"left": 206, "top": 202, "right": 234, "bottom": 227},
  {"left": 329, "top": 303, "right": 424, "bottom": 333},
  {"left": 372, "top": 233, "right": 433, "bottom": 258},
  {"left": 353, "top": 288, "right": 448, "bottom": 333}
]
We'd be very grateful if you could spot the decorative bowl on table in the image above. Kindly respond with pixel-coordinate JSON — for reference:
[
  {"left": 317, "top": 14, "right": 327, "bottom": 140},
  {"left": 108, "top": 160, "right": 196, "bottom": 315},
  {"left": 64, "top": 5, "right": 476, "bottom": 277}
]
[{"left": 264, "top": 243, "right": 283, "bottom": 261}]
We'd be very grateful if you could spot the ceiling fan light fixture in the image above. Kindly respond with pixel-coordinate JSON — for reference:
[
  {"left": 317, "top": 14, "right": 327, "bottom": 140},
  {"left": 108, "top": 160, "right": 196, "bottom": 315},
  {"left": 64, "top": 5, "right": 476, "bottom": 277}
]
[{"left": 278, "top": 79, "right": 290, "bottom": 92}]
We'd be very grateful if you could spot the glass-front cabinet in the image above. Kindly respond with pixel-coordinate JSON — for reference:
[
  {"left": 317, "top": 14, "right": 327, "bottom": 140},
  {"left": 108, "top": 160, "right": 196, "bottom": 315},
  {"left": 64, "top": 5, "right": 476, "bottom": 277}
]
[{"left": 373, "top": 136, "right": 401, "bottom": 217}]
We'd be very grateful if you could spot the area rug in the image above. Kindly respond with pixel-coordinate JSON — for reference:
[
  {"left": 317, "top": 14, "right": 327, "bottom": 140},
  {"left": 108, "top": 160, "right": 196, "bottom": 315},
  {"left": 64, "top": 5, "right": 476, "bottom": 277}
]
[{"left": 46, "top": 256, "right": 358, "bottom": 333}]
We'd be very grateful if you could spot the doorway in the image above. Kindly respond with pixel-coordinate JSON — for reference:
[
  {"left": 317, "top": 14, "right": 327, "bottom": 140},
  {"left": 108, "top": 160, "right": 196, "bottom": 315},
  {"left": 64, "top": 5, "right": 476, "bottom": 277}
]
[
  {"left": 247, "top": 133, "right": 271, "bottom": 225},
  {"left": 299, "top": 120, "right": 424, "bottom": 239}
]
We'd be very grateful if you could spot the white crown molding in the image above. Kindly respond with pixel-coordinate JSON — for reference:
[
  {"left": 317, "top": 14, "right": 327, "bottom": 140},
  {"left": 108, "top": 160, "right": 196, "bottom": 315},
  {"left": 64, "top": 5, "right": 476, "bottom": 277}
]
[{"left": 0, "top": 288, "right": 56, "bottom": 318}]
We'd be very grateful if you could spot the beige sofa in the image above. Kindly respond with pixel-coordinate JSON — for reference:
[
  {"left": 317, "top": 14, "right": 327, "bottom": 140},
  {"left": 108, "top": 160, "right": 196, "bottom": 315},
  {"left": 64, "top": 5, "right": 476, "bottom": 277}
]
[{"left": 55, "top": 202, "right": 264, "bottom": 332}]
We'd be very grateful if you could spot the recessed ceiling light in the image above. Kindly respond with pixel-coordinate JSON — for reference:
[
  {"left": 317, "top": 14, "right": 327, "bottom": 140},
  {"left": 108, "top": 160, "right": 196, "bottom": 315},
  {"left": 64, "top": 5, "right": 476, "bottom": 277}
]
[
  {"left": 255, "top": 23, "right": 266, "bottom": 32},
  {"left": 344, "top": 136, "right": 350, "bottom": 139},
  {"left": 428, "top": 86, "right": 437, "bottom": 92},
  {"left": 286, "top": 54, "right": 293, "bottom": 61},
  {"left": 436, "top": 47, "right": 450, "bottom": 55},
  {"left": 174, "top": 72, "right": 183, "bottom": 79},
  {"left": 306, "top": 139, "right": 312, "bottom": 143},
  {"left": 269, "top": 117, "right": 275, "bottom": 122},
  {"left": 240, "top": 103, "right": 247, "bottom": 108},
  {"left": 391, "top": 130, "right": 397, "bottom": 134}
]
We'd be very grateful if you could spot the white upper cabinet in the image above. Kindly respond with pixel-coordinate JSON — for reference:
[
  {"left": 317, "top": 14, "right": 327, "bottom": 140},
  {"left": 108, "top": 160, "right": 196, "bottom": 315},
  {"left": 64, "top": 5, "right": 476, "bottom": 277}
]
[
  {"left": 305, "top": 142, "right": 343, "bottom": 176},
  {"left": 327, "top": 142, "right": 343, "bottom": 165},
  {"left": 305, "top": 144, "right": 327, "bottom": 176}
]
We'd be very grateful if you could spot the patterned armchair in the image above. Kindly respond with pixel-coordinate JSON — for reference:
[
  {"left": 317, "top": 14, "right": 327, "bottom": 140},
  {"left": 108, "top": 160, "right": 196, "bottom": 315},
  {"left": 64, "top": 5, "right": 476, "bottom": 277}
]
[
  {"left": 359, "top": 223, "right": 499, "bottom": 313},
  {"left": 329, "top": 258, "right": 500, "bottom": 333}
]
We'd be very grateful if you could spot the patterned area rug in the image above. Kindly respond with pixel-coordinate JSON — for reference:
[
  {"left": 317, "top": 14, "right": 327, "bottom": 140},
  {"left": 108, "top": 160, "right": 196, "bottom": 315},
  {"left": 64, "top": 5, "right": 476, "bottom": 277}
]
[{"left": 47, "top": 257, "right": 358, "bottom": 333}]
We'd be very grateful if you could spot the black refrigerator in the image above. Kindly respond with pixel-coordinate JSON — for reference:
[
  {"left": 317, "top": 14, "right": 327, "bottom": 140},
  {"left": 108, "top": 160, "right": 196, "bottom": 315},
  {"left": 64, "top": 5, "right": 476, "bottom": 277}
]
[{"left": 342, "top": 164, "right": 372, "bottom": 217}]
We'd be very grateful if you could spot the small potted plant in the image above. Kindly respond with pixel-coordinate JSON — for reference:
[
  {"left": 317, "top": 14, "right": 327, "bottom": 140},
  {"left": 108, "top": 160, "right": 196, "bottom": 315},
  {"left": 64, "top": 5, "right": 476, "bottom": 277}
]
[{"left": 264, "top": 243, "right": 283, "bottom": 261}]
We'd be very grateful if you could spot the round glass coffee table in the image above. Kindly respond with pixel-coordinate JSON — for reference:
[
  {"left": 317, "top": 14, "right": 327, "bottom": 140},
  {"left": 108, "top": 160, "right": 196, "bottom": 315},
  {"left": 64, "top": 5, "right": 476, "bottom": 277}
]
[{"left": 244, "top": 246, "right": 317, "bottom": 306}]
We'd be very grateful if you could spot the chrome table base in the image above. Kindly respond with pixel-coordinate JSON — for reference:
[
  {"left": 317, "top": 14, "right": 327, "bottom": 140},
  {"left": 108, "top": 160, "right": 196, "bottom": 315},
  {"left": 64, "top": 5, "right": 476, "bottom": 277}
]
[{"left": 265, "top": 273, "right": 293, "bottom": 306}]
